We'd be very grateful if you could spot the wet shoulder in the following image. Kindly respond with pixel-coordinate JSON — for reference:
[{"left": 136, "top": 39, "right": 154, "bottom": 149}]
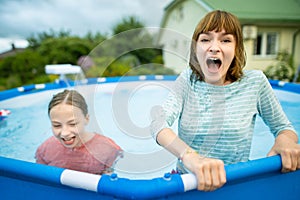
[
  {"left": 223, "top": 70, "right": 268, "bottom": 95},
  {"left": 242, "top": 70, "right": 266, "bottom": 82},
  {"left": 92, "top": 134, "right": 122, "bottom": 150}
]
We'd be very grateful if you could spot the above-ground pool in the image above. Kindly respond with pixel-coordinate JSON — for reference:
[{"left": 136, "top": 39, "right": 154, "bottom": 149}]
[{"left": 0, "top": 75, "right": 300, "bottom": 199}]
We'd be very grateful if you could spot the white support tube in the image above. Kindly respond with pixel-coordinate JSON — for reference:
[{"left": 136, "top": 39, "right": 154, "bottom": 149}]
[
  {"left": 60, "top": 169, "right": 101, "bottom": 192},
  {"left": 180, "top": 173, "right": 197, "bottom": 192}
]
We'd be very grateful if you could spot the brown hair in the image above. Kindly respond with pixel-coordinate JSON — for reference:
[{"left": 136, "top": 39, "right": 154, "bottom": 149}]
[
  {"left": 189, "top": 10, "right": 246, "bottom": 83},
  {"left": 48, "top": 90, "right": 88, "bottom": 116}
]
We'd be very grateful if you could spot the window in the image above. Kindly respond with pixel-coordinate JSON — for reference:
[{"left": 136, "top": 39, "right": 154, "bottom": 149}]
[
  {"left": 173, "top": 5, "right": 184, "bottom": 22},
  {"left": 254, "top": 32, "right": 278, "bottom": 56}
]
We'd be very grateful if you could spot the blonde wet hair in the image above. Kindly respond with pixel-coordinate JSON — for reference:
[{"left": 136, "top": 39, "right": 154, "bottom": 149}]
[{"left": 48, "top": 89, "right": 88, "bottom": 116}]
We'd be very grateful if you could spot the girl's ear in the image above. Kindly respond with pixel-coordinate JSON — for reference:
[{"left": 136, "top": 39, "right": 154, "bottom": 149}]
[{"left": 85, "top": 114, "right": 90, "bottom": 125}]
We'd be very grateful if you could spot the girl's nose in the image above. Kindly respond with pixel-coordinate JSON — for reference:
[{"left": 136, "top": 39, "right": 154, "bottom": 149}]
[
  {"left": 209, "top": 40, "right": 221, "bottom": 54},
  {"left": 60, "top": 126, "right": 70, "bottom": 136},
  {"left": 209, "top": 49, "right": 220, "bottom": 54}
]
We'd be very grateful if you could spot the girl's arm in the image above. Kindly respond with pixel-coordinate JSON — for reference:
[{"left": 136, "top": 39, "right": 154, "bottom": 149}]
[
  {"left": 156, "top": 128, "right": 226, "bottom": 191},
  {"left": 257, "top": 72, "right": 300, "bottom": 172},
  {"left": 267, "top": 130, "right": 300, "bottom": 172}
]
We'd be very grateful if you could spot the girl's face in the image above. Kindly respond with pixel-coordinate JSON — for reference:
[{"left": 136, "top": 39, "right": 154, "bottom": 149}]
[
  {"left": 196, "top": 29, "right": 236, "bottom": 85},
  {"left": 49, "top": 103, "right": 89, "bottom": 148}
]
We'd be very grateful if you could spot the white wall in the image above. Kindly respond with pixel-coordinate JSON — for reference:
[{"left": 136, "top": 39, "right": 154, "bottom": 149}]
[{"left": 158, "top": 0, "right": 208, "bottom": 73}]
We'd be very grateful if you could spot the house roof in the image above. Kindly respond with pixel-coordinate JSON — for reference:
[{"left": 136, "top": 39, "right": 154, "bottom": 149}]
[
  {"left": 163, "top": 0, "right": 300, "bottom": 26},
  {"left": 201, "top": 0, "right": 300, "bottom": 23},
  {"left": 0, "top": 48, "right": 25, "bottom": 59}
]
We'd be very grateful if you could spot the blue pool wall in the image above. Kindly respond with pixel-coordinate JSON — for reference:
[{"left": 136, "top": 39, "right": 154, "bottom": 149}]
[
  {"left": 1, "top": 155, "right": 300, "bottom": 200},
  {"left": 0, "top": 75, "right": 300, "bottom": 199}
]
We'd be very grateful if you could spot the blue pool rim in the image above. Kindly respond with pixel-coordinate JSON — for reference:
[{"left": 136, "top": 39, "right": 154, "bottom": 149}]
[
  {"left": 1, "top": 154, "right": 298, "bottom": 199},
  {"left": 0, "top": 75, "right": 177, "bottom": 101},
  {"left": 1, "top": 75, "right": 300, "bottom": 101},
  {"left": 1, "top": 75, "right": 300, "bottom": 199}
]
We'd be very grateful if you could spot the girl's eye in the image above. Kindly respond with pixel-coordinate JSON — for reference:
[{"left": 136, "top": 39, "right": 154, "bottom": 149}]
[
  {"left": 69, "top": 123, "right": 77, "bottom": 127},
  {"left": 200, "top": 38, "right": 209, "bottom": 42},
  {"left": 222, "top": 39, "right": 232, "bottom": 43},
  {"left": 52, "top": 124, "right": 61, "bottom": 128}
]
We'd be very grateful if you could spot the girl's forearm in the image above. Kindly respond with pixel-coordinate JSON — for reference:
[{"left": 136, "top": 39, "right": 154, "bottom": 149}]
[
  {"left": 156, "top": 128, "right": 190, "bottom": 159},
  {"left": 276, "top": 130, "right": 298, "bottom": 144}
]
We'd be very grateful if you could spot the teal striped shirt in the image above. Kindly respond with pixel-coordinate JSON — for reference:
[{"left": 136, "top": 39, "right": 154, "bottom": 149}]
[{"left": 151, "top": 69, "right": 296, "bottom": 164}]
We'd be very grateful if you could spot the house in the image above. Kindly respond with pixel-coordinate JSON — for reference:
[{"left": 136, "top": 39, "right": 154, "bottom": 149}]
[{"left": 157, "top": 0, "right": 300, "bottom": 75}]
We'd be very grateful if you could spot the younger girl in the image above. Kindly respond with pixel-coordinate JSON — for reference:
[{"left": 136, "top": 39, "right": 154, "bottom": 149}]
[{"left": 36, "top": 89, "right": 122, "bottom": 174}]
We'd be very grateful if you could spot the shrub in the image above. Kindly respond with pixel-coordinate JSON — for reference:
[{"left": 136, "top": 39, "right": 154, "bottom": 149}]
[{"left": 264, "top": 51, "right": 294, "bottom": 82}]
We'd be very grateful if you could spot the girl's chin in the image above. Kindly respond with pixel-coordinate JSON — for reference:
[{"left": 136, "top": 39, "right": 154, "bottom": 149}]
[{"left": 204, "top": 74, "right": 223, "bottom": 84}]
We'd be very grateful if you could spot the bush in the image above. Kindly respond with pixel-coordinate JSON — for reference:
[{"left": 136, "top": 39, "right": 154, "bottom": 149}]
[{"left": 264, "top": 51, "right": 294, "bottom": 82}]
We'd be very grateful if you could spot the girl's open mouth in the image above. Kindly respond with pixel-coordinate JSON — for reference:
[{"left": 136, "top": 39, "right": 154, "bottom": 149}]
[
  {"left": 61, "top": 136, "right": 76, "bottom": 145},
  {"left": 206, "top": 58, "right": 222, "bottom": 73}
]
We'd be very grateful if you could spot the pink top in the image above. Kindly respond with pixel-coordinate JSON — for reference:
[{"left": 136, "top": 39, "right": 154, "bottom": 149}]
[{"left": 35, "top": 134, "right": 122, "bottom": 174}]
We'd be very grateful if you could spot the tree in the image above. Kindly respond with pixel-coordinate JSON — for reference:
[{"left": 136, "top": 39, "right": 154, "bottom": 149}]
[
  {"left": 112, "top": 16, "right": 144, "bottom": 35},
  {"left": 0, "top": 30, "right": 95, "bottom": 90},
  {"left": 37, "top": 37, "right": 93, "bottom": 65},
  {"left": 0, "top": 49, "right": 47, "bottom": 89},
  {"left": 27, "top": 29, "right": 72, "bottom": 49},
  {"left": 90, "top": 16, "right": 164, "bottom": 71},
  {"left": 0, "top": 17, "right": 173, "bottom": 91}
]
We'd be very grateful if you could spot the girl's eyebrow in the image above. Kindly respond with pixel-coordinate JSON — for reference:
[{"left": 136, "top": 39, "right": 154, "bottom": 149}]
[
  {"left": 200, "top": 31, "right": 232, "bottom": 36},
  {"left": 67, "top": 119, "right": 78, "bottom": 124},
  {"left": 222, "top": 33, "right": 234, "bottom": 37},
  {"left": 199, "top": 32, "right": 210, "bottom": 36},
  {"left": 51, "top": 119, "right": 76, "bottom": 124}
]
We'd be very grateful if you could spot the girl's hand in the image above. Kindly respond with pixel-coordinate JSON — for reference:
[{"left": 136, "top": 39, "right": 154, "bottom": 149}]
[
  {"left": 181, "top": 149, "right": 226, "bottom": 191},
  {"left": 267, "top": 131, "right": 300, "bottom": 172}
]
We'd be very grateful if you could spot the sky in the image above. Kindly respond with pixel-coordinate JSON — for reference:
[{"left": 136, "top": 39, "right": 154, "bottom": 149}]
[{"left": 0, "top": 0, "right": 172, "bottom": 53}]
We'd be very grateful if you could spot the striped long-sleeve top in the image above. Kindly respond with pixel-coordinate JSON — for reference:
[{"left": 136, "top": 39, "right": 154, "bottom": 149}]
[{"left": 151, "top": 69, "right": 296, "bottom": 165}]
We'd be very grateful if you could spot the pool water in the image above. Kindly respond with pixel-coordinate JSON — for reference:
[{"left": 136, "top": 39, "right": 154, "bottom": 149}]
[
  {"left": 250, "top": 89, "right": 300, "bottom": 159},
  {"left": 0, "top": 82, "right": 299, "bottom": 179}
]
